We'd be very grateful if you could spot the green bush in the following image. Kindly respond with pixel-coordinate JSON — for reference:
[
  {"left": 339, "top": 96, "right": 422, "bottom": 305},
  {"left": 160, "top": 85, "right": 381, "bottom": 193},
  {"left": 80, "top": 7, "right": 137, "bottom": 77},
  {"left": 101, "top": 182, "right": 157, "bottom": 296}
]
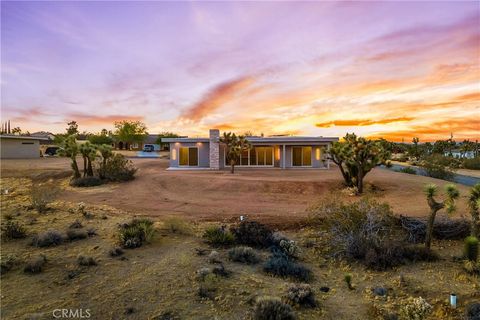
[
  {"left": 228, "top": 246, "right": 260, "bottom": 264},
  {"left": 420, "top": 154, "right": 456, "bottom": 181},
  {"left": 70, "top": 176, "right": 102, "bottom": 187},
  {"left": 31, "top": 230, "right": 64, "bottom": 247},
  {"left": 24, "top": 255, "right": 47, "bottom": 274},
  {"left": 463, "top": 157, "right": 480, "bottom": 170},
  {"left": 118, "top": 218, "right": 155, "bottom": 249},
  {"left": 30, "top": 183, "right": 58, "bottom": 213},
  {"left": 464, "top": 236, "right": 479, "bottom": 262},
  {"left": 398, "top": 167, "right": 416, "bottom": 175},
  {"left": 102, "top": 154, "right": 137, "bottom": 182},
  {"left": 231, "top": 221, "right": 274, "bottom": 248},
  {"left": 283, "top": 283, "right": 316, "bottom": 308},
  {"left": 263, "top": 252, "right": 312, "bottom": 282},
  {"left": 364, "top": 243, "right": 437, "bottom": 271},
  {"left": 1, "top": 220, "right": 27, "bottom": 240},
  {"left": 399, "top": 297, "right": 432, "bottom": 320},
  {"left": 253, "top": 296, "right": 296, "bottom": 320},
  {"left": 203, "top": 226, "right": 235, "bottom": 246}
]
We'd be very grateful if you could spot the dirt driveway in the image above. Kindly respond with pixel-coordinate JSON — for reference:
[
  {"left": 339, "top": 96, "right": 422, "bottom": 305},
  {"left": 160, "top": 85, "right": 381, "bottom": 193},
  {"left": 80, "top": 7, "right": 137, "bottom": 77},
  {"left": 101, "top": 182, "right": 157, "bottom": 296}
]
[{"left": 1, "top": 158, "right": 472, "bottom": 226}]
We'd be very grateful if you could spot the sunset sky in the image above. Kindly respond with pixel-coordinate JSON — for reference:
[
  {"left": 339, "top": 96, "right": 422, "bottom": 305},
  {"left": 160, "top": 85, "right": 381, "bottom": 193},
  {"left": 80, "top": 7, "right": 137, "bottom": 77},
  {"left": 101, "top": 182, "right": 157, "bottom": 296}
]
[{"left": 1, "top": 1, "right": 479, "bottom": 141}]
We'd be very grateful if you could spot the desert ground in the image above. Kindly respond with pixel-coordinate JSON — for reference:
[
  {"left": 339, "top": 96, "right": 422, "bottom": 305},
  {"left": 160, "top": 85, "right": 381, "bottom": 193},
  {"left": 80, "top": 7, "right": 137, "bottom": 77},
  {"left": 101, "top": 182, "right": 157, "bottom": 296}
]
[
  {"left": 0, "top": 157, "right": 473, "bottom": 225},
  {"left": 1, "top": 158, "right": 478, "bottom": 320}
]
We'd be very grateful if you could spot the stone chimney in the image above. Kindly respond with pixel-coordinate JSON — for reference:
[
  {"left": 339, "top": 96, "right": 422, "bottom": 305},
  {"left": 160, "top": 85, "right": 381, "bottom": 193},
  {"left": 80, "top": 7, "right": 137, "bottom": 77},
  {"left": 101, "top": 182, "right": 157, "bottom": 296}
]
[{"left": 209, "top": 129, "right": 220, "bottom": 170}]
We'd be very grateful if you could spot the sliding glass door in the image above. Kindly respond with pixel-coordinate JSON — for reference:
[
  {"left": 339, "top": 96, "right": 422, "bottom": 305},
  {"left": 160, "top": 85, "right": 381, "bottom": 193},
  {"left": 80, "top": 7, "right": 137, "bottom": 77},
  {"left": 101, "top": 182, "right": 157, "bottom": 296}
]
[
  {"left": 226, "top": 146, "right": 274, "bottom": 166},
  {"left": 292, "top": 146, "right": 312, "bottom": 166},
  {"left": 179, "top": 147, "right": 198, "bottom": 166}
]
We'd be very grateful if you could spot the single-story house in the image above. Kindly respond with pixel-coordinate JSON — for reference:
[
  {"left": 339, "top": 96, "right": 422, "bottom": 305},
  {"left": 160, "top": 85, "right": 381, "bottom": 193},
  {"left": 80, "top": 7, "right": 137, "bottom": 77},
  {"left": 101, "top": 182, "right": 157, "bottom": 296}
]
[
  {"left": 0, "top": 135, "right": 49, "bottom": 159},
  {"left": 163, "top": 129, "right": 339, "bottom": 170}
]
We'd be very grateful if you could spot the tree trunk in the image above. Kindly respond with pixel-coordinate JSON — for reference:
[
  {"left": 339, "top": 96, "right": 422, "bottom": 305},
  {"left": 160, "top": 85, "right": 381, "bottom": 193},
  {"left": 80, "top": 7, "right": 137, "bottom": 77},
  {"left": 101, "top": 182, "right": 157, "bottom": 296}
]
[
  {"left": 87, "top": 158, "right": 94, "bottom": 176},
  {"left": 357, "top": 169, "right": 364, "bottom": 194},
  {"left": 230, "top": 159, "right": 235, "bottom": 174},
  {"left": 424, "top": 209, "right": 437, "bottom": 249},
  {"left": 71, "top": 157, "right": 81, "bottom": 179},
  {"left": 82, "top": 156, "right": 87, "bottom": 177},
  {"left": 471, "top": 207, "right": 480, "bottom": 238}
]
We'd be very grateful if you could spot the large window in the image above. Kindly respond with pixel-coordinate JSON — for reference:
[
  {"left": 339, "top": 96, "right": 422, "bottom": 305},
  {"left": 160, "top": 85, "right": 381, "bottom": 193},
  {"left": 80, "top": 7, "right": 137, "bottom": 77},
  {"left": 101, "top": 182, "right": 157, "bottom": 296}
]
[
  {"left": 225, "top": 146, "right": 274, "bottom": 166},
  {"left": 179, "top": 147, "right": 198, "bottom": 166},
  {"left": 292, "top": 146, "right": 312, "bottom": 166}
]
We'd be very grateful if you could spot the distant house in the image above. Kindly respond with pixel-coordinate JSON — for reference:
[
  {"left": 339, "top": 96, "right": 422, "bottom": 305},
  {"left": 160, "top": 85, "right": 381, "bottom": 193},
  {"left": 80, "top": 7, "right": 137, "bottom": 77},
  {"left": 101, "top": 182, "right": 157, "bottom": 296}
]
[
  {"left": 31, "top": 131, "right": 56, "bottom": 145},
  {"left": 0, "top": 135, "right": 49, "bottom": 159},
  {"left": 163, "top": 129, "right": 339, "bottom": 170},
  {"left": 113, "top": 134, "right": 162, "bottom": 151}
]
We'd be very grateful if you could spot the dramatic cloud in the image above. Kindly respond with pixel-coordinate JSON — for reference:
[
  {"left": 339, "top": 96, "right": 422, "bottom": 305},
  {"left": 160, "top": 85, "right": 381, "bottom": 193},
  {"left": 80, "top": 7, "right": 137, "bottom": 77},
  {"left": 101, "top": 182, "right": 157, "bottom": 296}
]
[
  {"left": 315, "top": 117, "right": 414, "bottom": 128},
  {"left": 181, "top": 76, "right": 255, "bottom": 121},
  {"left": 1, "top": 2, "right": 478, "bottom": 140}
]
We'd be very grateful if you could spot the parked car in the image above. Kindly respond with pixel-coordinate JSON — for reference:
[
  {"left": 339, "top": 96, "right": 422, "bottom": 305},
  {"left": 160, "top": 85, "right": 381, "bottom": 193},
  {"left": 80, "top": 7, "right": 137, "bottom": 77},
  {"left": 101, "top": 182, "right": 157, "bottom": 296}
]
[
  {"left": 42, "top": 146, "right": 59, "bottom": 156},
  {"left": 143, "top": 145, "right": 154, "bottom": 152}
]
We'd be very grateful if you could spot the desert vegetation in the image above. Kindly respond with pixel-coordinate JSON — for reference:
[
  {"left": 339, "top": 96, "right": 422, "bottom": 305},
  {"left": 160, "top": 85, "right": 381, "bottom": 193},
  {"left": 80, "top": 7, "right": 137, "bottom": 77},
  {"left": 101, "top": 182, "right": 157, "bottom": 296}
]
[{"left": 1, "top": 165, "right": 479, "bottom": 319}]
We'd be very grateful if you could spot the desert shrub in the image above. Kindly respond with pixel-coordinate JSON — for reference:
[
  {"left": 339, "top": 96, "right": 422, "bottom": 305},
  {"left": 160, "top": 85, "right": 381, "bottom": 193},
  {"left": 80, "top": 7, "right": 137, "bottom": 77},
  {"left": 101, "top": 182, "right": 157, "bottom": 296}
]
[
  {"left": 466, "top": 302, "right": 480, "bottom": 320},
  {"left": 69, "top": 220, "right": 83, "bottom": 229},
  {"left": 70, "top": 176, "right": 102, "bottom": 187},
  {"left": 77, "top": 255, "right": 97, "bottom": 266},
  {"left": 197, "top": 273, "right": 218, "bottom": 299},
  {"left": 118, "top": 218, "right": 155, "bottom": 249},
  {"left": 318, "top": 197, "right": 394, "bottom": 259},
  {"left": 212, "top": 263, "right": 232, "bottom": 277},
  {"left": 398, "top": 167, "right": 416, "bottom": 175},
  {"left": 231, "top": 221, "right": 273, "bottom": 248},
  {"left": 109, "top": 247, "right": 124, "bottom": 257},
  {"left": 228, "top": 246, "right": 260, "bottom": 264},
  {"left": 465, "top": 236, "right": 479, "bottom": 262},
  {"left": 420, "top": 154, "right": 456, "bottom": 181},
  {"left": 344, "top": 273, "right": 354, "bottom": 290},
  {"left": 263, "top": 252, "right": 312, "bottom": 282},
  {"left": 203, "top": 226, "right": 235, "bottom": 246},
  {"left": 30, "top": 183, "right": 58, "bottom": 213},
  {"left": 463, "top": 157, "right": 480, "bottom": 170},
  {"left": 279, "top": 239, "right": 301, "bottom": 259},
  {"left": 0, "top": 254, "right": 18, "bottom": 275},
  {"left": 399, "top": 297, "right": 432, "bottom": 320},
  {"left": 283, "top": 283, "right": 316, "bottom": 308},
  {"left": 463, "top": 259, "right": 480, "bottom": 275},
  {"left": 253, "top": 296, "right": 296, "bottom": 320},
  {"left": 102, "top": 154, "right": 137, "bottom": 182},
  {"left": 208, "top": 250, "right": 221, "bottom": 264},
  {"left": 163, "top": 216, "right": 192, "bottom": 234},
  {"left": 31, "top": 230, "right": 64, "bottom": 247},
  {"left": 364, "top": 243, "right": 437, "bottom": 271},
  {"left": 399, "top": 216, "right": 470, "bottom": 243},
  {"left": 1, "top": 220, "right": 27, "bottom": 240},
  {"left": 24, "top": 255, "right": 47, "bottom": 274},
  {"left": 66, "top": 229, "right": 88, "bottom": 241}
]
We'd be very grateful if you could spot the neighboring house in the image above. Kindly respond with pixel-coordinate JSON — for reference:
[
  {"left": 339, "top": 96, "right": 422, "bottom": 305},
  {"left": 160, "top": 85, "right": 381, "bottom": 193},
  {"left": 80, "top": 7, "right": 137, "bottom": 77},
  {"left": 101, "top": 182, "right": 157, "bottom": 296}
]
[
  {"left": 114, "top": 134, "right": 161, "bottom": 151},
  {"left": 0, "top": 135, "right": 49, "bottom": 159},
  {"left": 163, "top": 129, "right": 338, "bottom": 170},
  {"left": 31, "top": 131, "right": 56, "bottom": 144}
]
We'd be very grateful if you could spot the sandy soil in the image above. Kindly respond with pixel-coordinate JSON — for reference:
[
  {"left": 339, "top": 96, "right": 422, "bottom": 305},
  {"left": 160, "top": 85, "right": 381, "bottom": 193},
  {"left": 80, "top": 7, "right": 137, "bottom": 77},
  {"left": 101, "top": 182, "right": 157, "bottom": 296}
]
[{"left": 1, "top": 158, "right": 473, "bottom": 226}]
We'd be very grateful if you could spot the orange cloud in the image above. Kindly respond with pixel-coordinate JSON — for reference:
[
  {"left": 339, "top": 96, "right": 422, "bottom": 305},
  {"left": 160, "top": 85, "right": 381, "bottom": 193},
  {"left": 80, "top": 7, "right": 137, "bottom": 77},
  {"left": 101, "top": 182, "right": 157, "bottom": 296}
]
[
  {"left": 67, "top": 113, "right": 144, "bottom": 125},
  {"left": 316, "top": 117, "right": 414, "bottom": 128},
  {"left": 182, "top": 76, "right": 255, "bottom": 121}
]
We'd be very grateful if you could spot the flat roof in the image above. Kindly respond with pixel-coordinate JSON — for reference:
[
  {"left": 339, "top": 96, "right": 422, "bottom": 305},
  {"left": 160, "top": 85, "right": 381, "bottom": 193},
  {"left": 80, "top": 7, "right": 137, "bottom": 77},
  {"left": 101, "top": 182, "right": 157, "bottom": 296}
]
[
  {"left": 0, "top": 135, "right": 49, "bottom": 141},
  {"left": 162, "top": 136, "right": 338, "bottom": 144}
]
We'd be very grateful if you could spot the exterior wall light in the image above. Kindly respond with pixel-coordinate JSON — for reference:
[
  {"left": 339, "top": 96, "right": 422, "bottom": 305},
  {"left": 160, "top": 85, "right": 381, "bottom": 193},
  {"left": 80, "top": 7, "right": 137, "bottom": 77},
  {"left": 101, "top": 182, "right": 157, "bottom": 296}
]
[
  {"left": 172, "top": 149, "right": 177, "bottom": 160},
  {"left": 315, "top": 147, "right": 321, "bottom": 160}
]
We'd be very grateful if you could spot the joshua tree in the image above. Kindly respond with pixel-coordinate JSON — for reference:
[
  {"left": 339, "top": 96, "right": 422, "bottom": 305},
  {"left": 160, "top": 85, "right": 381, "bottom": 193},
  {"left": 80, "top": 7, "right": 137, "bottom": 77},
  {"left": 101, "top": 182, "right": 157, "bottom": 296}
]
[
  {"left": 57, "top": 135, "right": 81, "bottom": 178},
  {"left": 97, "top": 144, "right": 113, "bottom": 179},
  {"left": 328, "top": 133, "right": 390, "bottom": 194},
  {"left": 468, "top": 183, "right": 480, "bottom": 237},
  {"left": 79, "top": 142, "right": 97, "bottom": 177},
  {"left": 423, "top": 183, "right": 459, "bottom": 249},
  {"left": 220, "top": 132, "right": 251, "bottom": 174}
]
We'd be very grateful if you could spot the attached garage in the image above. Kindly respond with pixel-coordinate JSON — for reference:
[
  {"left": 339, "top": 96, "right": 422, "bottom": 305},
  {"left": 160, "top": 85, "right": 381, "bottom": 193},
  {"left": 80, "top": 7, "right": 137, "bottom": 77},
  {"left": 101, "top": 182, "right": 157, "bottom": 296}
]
[{"left": 0, "top": 135, "right": 47, "bottom": 159}]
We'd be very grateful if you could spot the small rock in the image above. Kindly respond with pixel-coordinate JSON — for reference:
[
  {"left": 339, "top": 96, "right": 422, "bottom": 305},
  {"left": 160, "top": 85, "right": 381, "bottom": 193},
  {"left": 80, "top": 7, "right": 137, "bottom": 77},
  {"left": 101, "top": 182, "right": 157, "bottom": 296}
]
[
  {"left": 320, "top": 286, "right": 330, "bottom": 293},
  {"left": 124, "top": 307, "right": 135, "bottom": 315}
]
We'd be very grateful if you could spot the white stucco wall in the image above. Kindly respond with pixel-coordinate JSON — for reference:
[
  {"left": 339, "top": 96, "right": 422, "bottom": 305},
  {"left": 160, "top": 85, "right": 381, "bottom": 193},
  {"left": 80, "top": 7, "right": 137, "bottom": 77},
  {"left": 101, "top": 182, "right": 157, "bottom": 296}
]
[{"left": 0, "top": 138, "right": 41, "bottom": 159}]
